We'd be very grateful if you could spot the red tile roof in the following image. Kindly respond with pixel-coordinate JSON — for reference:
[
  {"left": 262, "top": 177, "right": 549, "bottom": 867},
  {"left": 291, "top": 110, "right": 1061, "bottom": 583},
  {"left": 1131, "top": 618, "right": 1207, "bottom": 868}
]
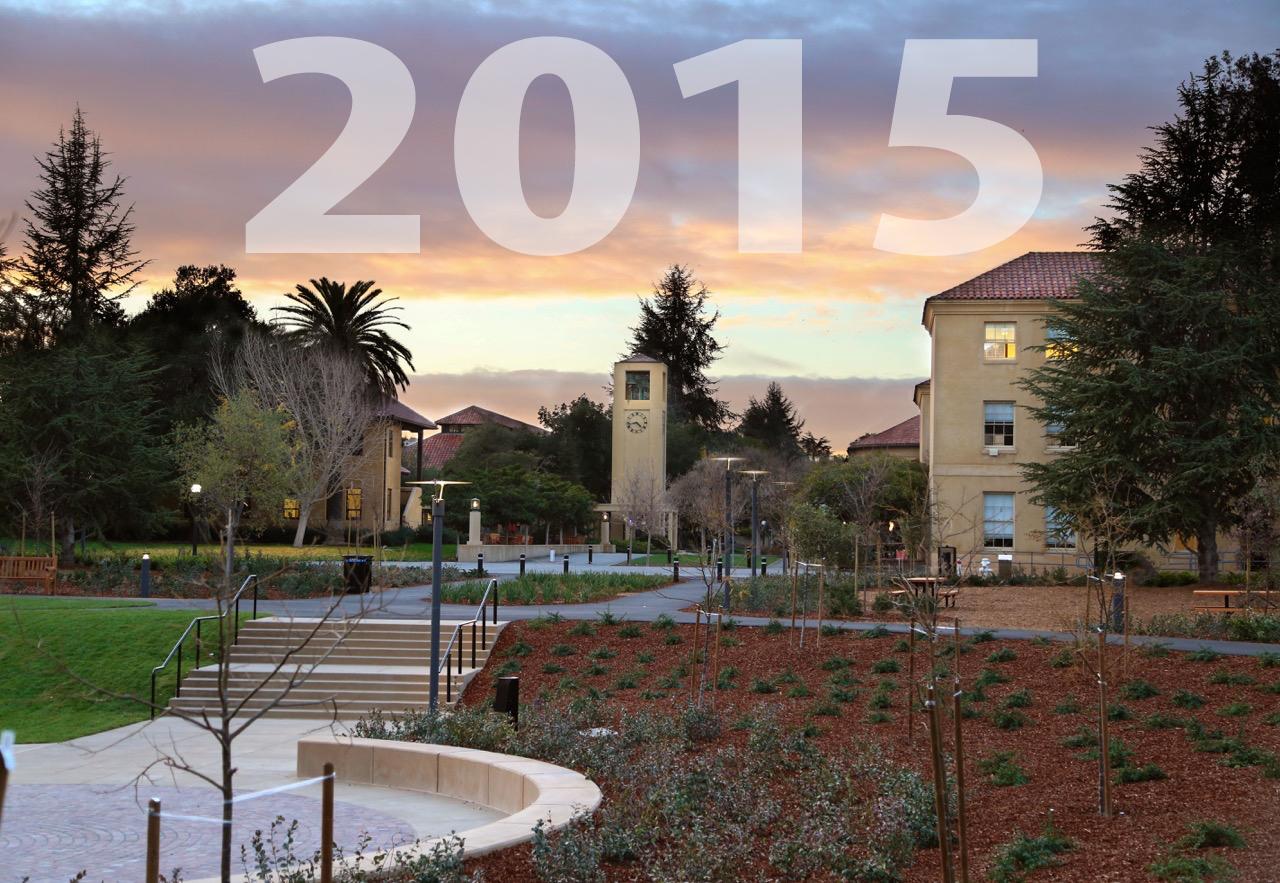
[
  {"left": 413, "top": 432, "right": 466, "bottom": 470},
  {"left": 377, "top": 399, "right": 437, "bottom": 431},
  {"left": 848, "top": 415, "right": 920, "bottom": 450},
  {"left": 436, "top": 405, "right": 546, "bottom": 435},
  {"left": 927, "top": 252, "right": 1099, "bottom": 304}
]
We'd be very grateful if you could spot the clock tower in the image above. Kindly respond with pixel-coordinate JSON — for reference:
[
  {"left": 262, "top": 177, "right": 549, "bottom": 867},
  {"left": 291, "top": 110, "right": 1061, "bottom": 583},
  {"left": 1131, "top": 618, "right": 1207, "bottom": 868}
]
[{"left": 600, "top": 353, "right": 672, "bottom": 548}]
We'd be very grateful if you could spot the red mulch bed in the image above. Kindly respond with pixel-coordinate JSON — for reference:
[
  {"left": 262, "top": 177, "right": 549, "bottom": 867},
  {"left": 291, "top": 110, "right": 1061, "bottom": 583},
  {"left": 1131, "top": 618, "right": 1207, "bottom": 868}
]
[{"left": 458, "top": 620, "right": 1280, "bottom": 881}]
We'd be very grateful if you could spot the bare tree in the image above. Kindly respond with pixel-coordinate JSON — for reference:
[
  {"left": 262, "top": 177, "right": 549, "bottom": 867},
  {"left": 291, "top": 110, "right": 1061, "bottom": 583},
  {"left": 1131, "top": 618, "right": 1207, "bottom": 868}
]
[
  {"left": 236, "top": 333, "right": 378, "bottom": 546},
  {"left": 614, "top": 465, "right": 667, "bottom": 561}
]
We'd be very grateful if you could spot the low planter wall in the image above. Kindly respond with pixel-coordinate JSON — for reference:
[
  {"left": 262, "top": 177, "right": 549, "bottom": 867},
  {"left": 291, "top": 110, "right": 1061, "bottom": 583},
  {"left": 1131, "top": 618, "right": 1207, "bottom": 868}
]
[{"left": 457, "top": 544, "right": 602, "bottom": 563}]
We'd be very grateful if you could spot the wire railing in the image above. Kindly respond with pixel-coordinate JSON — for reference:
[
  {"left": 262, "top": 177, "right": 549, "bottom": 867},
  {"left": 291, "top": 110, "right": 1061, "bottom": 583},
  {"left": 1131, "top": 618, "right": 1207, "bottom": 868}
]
[
  {"left": 149, "top": 574, "right": 258, "bottom": 719},
  {"left": 438, "top": 577, "right": 499, "bottom": 703}
]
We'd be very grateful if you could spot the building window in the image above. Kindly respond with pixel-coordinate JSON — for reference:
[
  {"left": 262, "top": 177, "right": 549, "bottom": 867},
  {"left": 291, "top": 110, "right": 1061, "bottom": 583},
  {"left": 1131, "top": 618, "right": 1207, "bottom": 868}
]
[
  {"left": 1045, "top": 325, "right": 1071, "bottom": 360},
  {"left": 386, "top": 488, "right": 393, "bottom": 521},
  {"left": 386, "top": 429, "right": 393, "bottom": 458},
  {"left": 983, "top": 493, "right": 1015, "bottom": 548},
  {"left": 624, "top": 370, "right": 650, "bottom": 401},
  {"left": 283, "top": 498, "right": 301, "bottom": 519},
  {"left": 345, "top": 487, "right": 362, "bottom": 520},
  {"left": 983, "top": 401, "right": 1015, "bottom": 447},
  {"left": 1045, "top": 506, "right": 1076, "bottom": 549},
  {"left": 984, "top": 322, "right": 1016, "bottom": 361}
]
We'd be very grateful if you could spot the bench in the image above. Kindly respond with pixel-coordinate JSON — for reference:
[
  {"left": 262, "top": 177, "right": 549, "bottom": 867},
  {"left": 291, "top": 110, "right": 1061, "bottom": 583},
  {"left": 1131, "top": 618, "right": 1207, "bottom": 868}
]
[
  {"left": 0, "top": 556, "right": 57, "bottom": 592},
  {"left": 1191, "top": 589, "right": 1277, "bottom": 614}
]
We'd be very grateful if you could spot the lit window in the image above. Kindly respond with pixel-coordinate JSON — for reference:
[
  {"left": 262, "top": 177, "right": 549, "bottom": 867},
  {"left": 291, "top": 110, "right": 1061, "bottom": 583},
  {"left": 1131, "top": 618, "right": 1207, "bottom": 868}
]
[
  {"left": 1045, "top": 506, "right": 1076, "bottom": 549},
  {"left": 1045, "top": 325, "right": 1071, "bottom": 360},
  {"left": 983, "top": 493, "right": 1015, "bottom": 548},
  {"left": 625, "top": 370, "right": 650, "bottom": 401},
  {"left": 984, "top": 323, "right": 1016, "bottom": 361},
  {"left": 283, "top": 498, "right": 301, "bottom": 519},
  {"left": 983, "top": 402, "right": 1015, "bottom": 447},
  {"left": 345, "top": 487, "right": 362, "bottom": 520}
]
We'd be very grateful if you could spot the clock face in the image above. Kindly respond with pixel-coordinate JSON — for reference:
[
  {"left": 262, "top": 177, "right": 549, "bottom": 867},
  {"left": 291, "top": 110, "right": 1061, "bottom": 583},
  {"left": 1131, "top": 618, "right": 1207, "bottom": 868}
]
[{"left": 625, "top": 410, "right": 649, "bottom": 433}]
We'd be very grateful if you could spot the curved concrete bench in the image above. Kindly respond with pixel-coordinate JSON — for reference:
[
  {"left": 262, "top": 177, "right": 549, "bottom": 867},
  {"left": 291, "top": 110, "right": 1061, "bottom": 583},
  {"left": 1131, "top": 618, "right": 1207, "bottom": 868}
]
[{"left": 296, "top": 734, "right": 601, "bottom": 857}]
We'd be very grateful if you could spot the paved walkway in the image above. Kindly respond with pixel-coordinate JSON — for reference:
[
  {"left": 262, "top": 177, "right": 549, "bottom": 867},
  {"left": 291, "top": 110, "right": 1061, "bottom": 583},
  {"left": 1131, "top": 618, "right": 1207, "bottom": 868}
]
[{"left": 7, "top": 717, "right": 501, "bottom": 882}]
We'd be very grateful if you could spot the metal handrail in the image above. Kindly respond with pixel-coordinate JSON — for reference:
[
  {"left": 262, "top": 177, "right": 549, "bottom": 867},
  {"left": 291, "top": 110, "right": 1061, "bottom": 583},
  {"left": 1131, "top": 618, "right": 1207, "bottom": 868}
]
[
  {"left": 149, "top": 574, "right": 258, "bottom": 719},
  {"left": 437, "top": 578, "right": 499, "bottom": 702}
]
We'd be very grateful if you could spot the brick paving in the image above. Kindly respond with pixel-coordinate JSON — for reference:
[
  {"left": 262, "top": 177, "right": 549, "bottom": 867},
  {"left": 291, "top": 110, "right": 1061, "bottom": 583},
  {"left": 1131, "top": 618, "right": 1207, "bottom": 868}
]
[{"left": 2, "top": 783, "right": 415, "bottom": 882}]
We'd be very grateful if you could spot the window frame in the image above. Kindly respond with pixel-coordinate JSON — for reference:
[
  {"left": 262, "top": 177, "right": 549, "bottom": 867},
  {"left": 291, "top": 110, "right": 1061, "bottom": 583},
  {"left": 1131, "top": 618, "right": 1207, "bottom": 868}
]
[
  {"left": 982, "top": 492, "right": 1015, "bottom": 549},
  {"left": 1044, "top": 505, "right": 1076, "bottom": 549},
  {"left": 983, "top": 322, "right": 1017, "bottom": 362},
  {"left": 345, "top": 487, "right": 363, "bottom": 520},
  {"left": 283, "top": 498, "right": 301, "bottom": 520},
  {"left": 1044, "top": 325, "right": 1071, "bottom": 360},
  {"left": 624, "top": 370, "right": 651, "bottom": 401},
  {"left": 983, "top": 401, "right": 1015, "bottom": 448}
]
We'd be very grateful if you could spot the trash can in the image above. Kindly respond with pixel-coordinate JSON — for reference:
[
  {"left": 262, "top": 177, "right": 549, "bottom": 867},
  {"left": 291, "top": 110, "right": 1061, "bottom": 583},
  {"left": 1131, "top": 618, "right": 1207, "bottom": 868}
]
[
  {"left": 997, "top": 553, "right": 1013, "bottom": 581},
  {"left": 342, "top": 555, "right": 372, "bottom": 594}
]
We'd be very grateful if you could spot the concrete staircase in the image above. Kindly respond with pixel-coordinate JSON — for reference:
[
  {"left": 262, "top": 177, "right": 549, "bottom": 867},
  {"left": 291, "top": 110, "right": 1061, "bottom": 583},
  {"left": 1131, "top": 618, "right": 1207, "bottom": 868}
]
[{"left": 167, "top": 617, "right": 507, "bottom": 720}]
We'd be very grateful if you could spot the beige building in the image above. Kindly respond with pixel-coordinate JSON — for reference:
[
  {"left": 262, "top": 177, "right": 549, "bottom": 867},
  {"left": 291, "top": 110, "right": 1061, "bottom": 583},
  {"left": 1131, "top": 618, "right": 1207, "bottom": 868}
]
[
  {"left": 284, "top": 400, "right": 437, "bottom": 541},
  {"left": 915, "top": 251, "right": 1226, "bottom": 574}
]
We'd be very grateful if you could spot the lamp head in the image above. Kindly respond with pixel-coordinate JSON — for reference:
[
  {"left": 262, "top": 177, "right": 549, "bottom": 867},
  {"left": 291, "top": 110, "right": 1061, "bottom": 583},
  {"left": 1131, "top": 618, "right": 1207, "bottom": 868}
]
[
  {"left": 190, "top": 483, "right": 202, "bottom": 495},
  {"left": 406, "top": 478, "right": 471, "bottom": 502}
]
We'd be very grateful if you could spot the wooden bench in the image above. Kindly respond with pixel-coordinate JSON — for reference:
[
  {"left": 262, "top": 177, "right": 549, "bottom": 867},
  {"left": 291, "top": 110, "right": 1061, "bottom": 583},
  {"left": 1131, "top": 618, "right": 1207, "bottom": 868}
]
[
  {"left": 938, "top": 589, "right": 959, "bottom": 608},
  {"left": 1191, "top": 589, "right": 1278, "bottom": 614},
  {"left": 0, "top": 556, "right": 56, "bottom": 592}
]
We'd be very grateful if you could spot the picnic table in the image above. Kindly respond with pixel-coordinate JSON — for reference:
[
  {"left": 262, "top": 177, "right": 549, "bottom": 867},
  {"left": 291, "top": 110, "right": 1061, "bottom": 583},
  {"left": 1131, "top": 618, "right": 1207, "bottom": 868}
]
[
  {"left": 889, "top": 576, "right": 959, "bottom": 609},
  {"left": 1191, "top": 589, "right": 1278, "bottom": 614}
]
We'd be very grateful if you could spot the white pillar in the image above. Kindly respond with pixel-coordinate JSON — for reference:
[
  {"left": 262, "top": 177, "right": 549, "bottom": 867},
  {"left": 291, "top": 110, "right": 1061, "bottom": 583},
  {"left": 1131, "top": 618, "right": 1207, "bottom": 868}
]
[{"left": 468, "top": 508, "right": 482, "bottom": 546}]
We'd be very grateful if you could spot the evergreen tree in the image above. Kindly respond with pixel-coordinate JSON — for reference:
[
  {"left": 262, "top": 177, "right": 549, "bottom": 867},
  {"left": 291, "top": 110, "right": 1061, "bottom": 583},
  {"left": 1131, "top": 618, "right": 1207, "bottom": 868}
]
[
  {"left": 738, "top": 381, "right": 804, "bottom": 460},
  {"left": 17, "top": 108, "right": 146, "bottom": 342},
  {"left": 1021, "top": 52, "right": 1280, "bottom": 583},
  {"left": 627, "top": 265, "right": 731, "bottom": 430},
  {"left": 129, "top": 265, "right": 265, "bottom": 432},
  {"left": 537, "top": 395, "right": 611, "bottom": 499},
  {"left": 800, "top": 432, "right": 832, "bottom": 461},
  {"left": 0, "top": 337, "right": 168, "bottom": 560}
]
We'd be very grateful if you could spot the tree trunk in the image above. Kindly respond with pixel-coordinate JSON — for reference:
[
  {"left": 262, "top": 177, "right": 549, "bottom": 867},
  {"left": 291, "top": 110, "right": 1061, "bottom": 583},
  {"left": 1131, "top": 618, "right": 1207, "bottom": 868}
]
[
  {"left": 292, "top": 499, "right": 314, "bottom": 548},
  {"left": 59, "top": 516, "right": 76, "bottom": 566},
  {"left": 224, "top": 507, "right": 238, "bottom": 591},
  {"left": 220, "top": 729, "right": 234, "bottom": 882},
  {"left": 1196, "top": 524, "right": 1220, "bottom": 585}
]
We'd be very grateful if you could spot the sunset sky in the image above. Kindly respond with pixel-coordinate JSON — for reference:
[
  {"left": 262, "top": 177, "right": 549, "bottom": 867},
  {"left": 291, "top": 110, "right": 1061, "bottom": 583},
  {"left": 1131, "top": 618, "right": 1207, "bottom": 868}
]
[{"left": 3, "top": 0, "right": 1278, "bottom": 446}]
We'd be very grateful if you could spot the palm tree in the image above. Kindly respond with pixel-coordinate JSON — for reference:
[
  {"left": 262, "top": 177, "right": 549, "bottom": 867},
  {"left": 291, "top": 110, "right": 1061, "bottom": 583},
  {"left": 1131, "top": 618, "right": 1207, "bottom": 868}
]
[{"left": 273, "top": 278, "right": 414, "bottom": 397}]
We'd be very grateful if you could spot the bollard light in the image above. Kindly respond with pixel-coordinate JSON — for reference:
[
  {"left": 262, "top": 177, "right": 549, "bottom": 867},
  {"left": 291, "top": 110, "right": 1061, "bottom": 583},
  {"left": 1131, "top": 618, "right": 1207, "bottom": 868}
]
[{"left": 140, "top": 553, "right": 152, "bottom": 599}]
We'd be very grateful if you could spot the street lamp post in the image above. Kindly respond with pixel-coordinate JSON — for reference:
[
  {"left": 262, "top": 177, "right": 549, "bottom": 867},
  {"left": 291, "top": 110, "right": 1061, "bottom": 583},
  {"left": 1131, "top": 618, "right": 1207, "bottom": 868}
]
[
  {"left": 739, "top": 470, "right": 769, "bottom": 579},
  {"left": 709, "top": 456, "right": 744, "bottom": 608},
  {"left": 407, "top": 479, "right": 470, "bottom": 712},
  {"left": 189, "top": 484, "right": 202, "bottom": 556}
]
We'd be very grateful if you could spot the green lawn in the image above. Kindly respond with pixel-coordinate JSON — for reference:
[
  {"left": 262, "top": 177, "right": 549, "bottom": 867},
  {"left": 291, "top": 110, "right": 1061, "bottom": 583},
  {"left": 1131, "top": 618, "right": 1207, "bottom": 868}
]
[
  {"left": 1, "top": 538, "right": 458, "bottom": 563},
  {"left": 0, "top": 596, "right": 252, "bottom": 743},
  {"left": 625, "top": 552, "right": 777, "bottom": 568}
]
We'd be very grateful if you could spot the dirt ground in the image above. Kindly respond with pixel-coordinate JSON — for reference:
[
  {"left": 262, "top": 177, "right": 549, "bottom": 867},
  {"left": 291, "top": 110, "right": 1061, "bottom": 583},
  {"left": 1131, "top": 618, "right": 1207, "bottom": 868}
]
[
  {"left": 731, "top": 583, "right": 1261, "bottom": 633},
  {"left": 461, "top": 620, "right": 1280, "bottom": 882}
]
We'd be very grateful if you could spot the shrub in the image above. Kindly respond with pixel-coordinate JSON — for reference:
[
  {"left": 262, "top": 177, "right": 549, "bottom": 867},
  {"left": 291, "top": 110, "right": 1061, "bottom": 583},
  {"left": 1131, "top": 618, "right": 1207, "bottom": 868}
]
[
  {"left": 1265, "top": 712, "right": 1280, "bottom": 726},
  {"left": 618, "top": 624, "right": 642, "bottom": 638},
  {"left": 1117, "top": 764, "right": 1168, "bottom": 784},
  {"left": 862, "top": 624, "right": 891, "bottom": 638},
  {"left": 504, "top": 639, "right": 534, "bottom": 658},
  {"left": 971, "top": 630, "right": 996, "bottom": 644},
  {"left": 974, "top": 668, "right": 1009, "bottom": 688},
  {"left": 1145, "top": 713, "right": 1188, "bottom": 730},
  {"left": 596, "top": 609, "right": 620, "bottom": 626},
  {"left": 1143, "top": 642, "right": 1172, "bottom": 658},
  {"left": 751, "top": 679, "right": 777, "bottom": 694},
  {"left": 1054, "top": 694, "right": 1081, "bottom": 714},
  {"left": 494, "top": 660, "right": 521, "bottom": 676},
  {"left": 1188, "top": 647, "right": 1223, "bottom": 662},
  {"left": 992, "top": 710, "right": 1029, "bottom": 731},
  {"left": 986, "top": 647, "right": 1017, "bottom": 664},
  {"left": 613, "top": 672, "right": 639, "bottom": 690},
  {"left": 1217, "top": 702, "right": 1251, "bottom": 717},
  {"left": 1108, "top": 703, "right": 1133, "bottom": 721},
  {"left": 636, "top": 651, "right": 654, "bottom": 664},
  {"left": 820, "top": 656, "right": 852, "bottom": 671},
  {"left": 866, "top": 710, "right": 891, "bottom": 724},
  {"left": 988, "top": 825, "right": 1073, "bottom": 883},
  {"left": 588, "top": 646, "right": 618, "bottom": 660},
  {"left": 1002, "top": 689, "right": 1033, "bottom": 709},
  {"left": 715, "top": 667, "right": 737, "bottom": 690},
  {"left": 1208, "top": 670, "right": 1255, "bottom": 686},
  {"left": 871, "top": 593, "right": 894, "bottom": 613},
  {"left": 764, "top": 619, "right": 784, "bottom": 635},
  {"left": 550, "top": 644, "right": 576, "bottom": 657},
  {"left": 978, "top": 751, "right": 1029, "bottom": 786},
  {"left": 569, "top": 621, "right": 597, "bottom": 637},
  {"left": 1173, "top": 690, "right": 1206, "bottom": 710},
  {"left": 1257, "top": 651, "right": 1280, "bottom": 668},
  {"left": 810, "top": 701, "right": 841, "bottom": 717},
  {"left": 530, "top": 813, "right": 604, "bottom": 883},
  {"left": 651, "top": 613, "right": 676, "bottom": 630},
  {"left": 584, "top": 663, "right": 609, "bottom": 677},
  {"left": 1148, "top": 852, "right": 1237, "bottom": 883},
  {"left": 542, "top": 663, "right": 566, "bottom": 675},
  {"left": 679, "top": 704, "right": 720, "bottom": 742},
  {"left": 1176, "top": 820, "right": 1245, "bottom": 850},
  {"left": 819, "top": 624, "right": 842, "bottom": 638},
  {"left": 893, "top": 639, "right": 910, "bottom": 652},
  {"left": 787, "top": 684, "right": 812, "bottom": 699},
  {"left": 871, "top": 658, "right": 900, "bottom": 674},
  {"left": 664, "top": 632, "right": 683, "bottom": 645},
  {"left": 777, "top": 669, "right": 801, "bottom": 684},
  {"left": 868, "top": 691, "right": 893, "bottom": 710},
  {"left": 1119, "top": 679, "right": 1160, "bottom": 700},
  {"left": 1062, "top": 726, "right": 1097, "bottom": 749},
  {"left": 1049, "top": 647, "right": 1075, "bottom": 669},
  {"left": 830, "top": 687, "right": 858, "bottom": 703}
]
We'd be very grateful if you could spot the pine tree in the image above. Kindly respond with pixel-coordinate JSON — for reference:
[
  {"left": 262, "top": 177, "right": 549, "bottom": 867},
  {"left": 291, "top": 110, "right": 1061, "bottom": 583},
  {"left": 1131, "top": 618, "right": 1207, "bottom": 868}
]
[
  {"left": 738, "top": 381, "right": 805, "bottom": 460},
  {"left": 18, "top": 108, "right": 146, "bottom": 341},
  {"left": 627, "top": 265, "right": 731, "bottom": 430}
]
